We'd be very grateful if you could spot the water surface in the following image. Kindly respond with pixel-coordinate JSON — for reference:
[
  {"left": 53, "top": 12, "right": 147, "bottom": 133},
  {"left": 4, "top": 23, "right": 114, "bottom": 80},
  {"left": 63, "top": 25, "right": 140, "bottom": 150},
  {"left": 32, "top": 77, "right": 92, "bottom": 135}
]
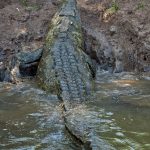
[
  {"left": 0, "top": 82, "right": 80, "bottom": 150},
  {"left": 0, "top": 72, "right": 150, "bottom": 149}
]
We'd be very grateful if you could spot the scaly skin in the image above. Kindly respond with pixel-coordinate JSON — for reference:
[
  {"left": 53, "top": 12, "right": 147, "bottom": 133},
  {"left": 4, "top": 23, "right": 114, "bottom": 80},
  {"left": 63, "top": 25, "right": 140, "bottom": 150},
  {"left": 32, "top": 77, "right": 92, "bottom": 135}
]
[
  {"left": 37, "top": 1, "right": 114, "bottom": 149},
  {"left": 37, "top": 0, "right": 93, "bottom": 103},
  {"left": 53, "top": 38, "right": 88, "bottom": 101}
]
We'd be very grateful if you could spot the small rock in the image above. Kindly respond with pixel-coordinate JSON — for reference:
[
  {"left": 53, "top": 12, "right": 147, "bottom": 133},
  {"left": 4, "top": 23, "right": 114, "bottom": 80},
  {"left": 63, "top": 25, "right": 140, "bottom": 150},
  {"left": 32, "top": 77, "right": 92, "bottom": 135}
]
[
  {"left": 30, "top": 130, "right": 37, "bottom": 134},
  {"left": 110, "top": 26, "right": 117, "bottom": 35}
]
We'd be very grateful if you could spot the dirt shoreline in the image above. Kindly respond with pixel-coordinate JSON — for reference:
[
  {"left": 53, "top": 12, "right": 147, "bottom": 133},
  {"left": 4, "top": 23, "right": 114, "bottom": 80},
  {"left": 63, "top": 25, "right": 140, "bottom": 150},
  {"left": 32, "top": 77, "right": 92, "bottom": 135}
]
[
  {"left": 0, "top": 0, "right": 149, "bottom": 82},
  {"left": 0, "top": 0, "right": 61, "bottom": 81},
  {"left": 78, "top": 0, "right": 150, "bottom": 73}
]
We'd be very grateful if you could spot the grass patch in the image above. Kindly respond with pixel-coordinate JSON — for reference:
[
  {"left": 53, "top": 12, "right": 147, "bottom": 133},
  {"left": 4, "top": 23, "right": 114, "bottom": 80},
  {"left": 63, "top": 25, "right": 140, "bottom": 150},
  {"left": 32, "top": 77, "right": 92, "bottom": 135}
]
[
  {"left": 103, "top": 1, "right": 119, "bottom": 20},
  {"left": 111, "top": 1, "right": 119, "bottom": 11},
  {"left": 25, "top": 5, "right": 41, "bottom": 11},
  {"left": 136, "top": 2, "right": 145, "bottom": 10},
  {"left": 19, "top": 0, "right": 28, "bottom": 7},
  {"left": 19, "top": 0, "right": 41, "bottom": 11},
  {"left": 107, "top": 1, "right": 119, "bottom": 14}
]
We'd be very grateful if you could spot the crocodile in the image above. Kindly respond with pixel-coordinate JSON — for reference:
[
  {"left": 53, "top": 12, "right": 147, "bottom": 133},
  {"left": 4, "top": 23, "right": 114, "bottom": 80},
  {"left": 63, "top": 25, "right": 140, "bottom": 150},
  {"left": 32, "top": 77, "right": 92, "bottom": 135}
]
[
  {"left": 37, "top": 0, "right": 94, "bottom": 106},
  {"left": 37, "top": 0, "right": 115, "bottom": 149}
]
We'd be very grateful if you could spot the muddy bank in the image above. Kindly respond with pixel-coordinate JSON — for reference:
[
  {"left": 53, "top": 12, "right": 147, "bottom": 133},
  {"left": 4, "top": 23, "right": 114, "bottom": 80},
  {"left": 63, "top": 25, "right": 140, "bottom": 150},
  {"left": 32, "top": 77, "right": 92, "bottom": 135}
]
[
  {"left": 78, "top": 0, "right": 150, "bottom": 73},
  {"left": 0, "top": 0, "right": 149, "bottom": 83},
  {"left": 0, "top": 0, "right": 62, "bottom": 82},
  {"left": 0, "top": 1, "right": 149, "bottom": 80}
]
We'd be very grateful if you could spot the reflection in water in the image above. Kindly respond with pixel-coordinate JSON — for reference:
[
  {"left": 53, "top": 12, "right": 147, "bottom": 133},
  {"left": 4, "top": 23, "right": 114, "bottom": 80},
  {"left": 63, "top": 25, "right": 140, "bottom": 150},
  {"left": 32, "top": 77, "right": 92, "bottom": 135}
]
[{"left": 0, "top": 71, "right": 150, "bottom": 149}]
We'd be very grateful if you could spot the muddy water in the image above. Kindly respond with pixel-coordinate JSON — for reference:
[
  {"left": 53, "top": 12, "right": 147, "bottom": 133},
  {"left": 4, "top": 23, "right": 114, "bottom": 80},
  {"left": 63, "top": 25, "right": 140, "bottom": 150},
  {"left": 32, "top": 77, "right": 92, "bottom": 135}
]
[
  {"left": 0, "top": 72, "right": 150, "bottom": 150},
  {"left": 93, "top": 71, "right": 150, "bottom": 149},
  {"left": 0, "top": 82, "right": 81, "bottom": 150}
]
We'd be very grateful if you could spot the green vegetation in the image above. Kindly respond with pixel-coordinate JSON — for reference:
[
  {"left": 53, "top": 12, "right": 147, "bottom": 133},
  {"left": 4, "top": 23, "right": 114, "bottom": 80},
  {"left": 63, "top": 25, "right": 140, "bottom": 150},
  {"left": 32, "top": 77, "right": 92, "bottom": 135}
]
[
  {"left": 136, "top": 2, "right": 145, "bottom": 10},
  {"left": 106, "top": 0, "right": 119, "bottom": 13},
  {"left": 19, "top": 0, "right": 40, "bottom": 11},
  {"left": 103, "top": 0, "right": 119, "bottom": 19},
  {"left": 25, "top": 5, "right": 40, "bottom": 11},
  {"left": 111, "top": 0, "right": 119, "bottom": 12},
  {"left": 19, "top": 0, "right": 28, "bottom": 6}
]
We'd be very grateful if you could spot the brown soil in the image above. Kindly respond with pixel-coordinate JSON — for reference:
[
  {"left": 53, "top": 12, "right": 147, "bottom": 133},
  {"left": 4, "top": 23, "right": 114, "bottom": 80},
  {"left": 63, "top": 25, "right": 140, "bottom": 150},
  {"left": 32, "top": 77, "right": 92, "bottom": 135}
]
[
  {"left": 0, "top": 0, "right": 60, "bottom": 70},
  {"left": 78, "top": 0, "right": 150, "bottom": 72},
  {"left": 0, "top": 0, "right": 149, "bottom": 81}
]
